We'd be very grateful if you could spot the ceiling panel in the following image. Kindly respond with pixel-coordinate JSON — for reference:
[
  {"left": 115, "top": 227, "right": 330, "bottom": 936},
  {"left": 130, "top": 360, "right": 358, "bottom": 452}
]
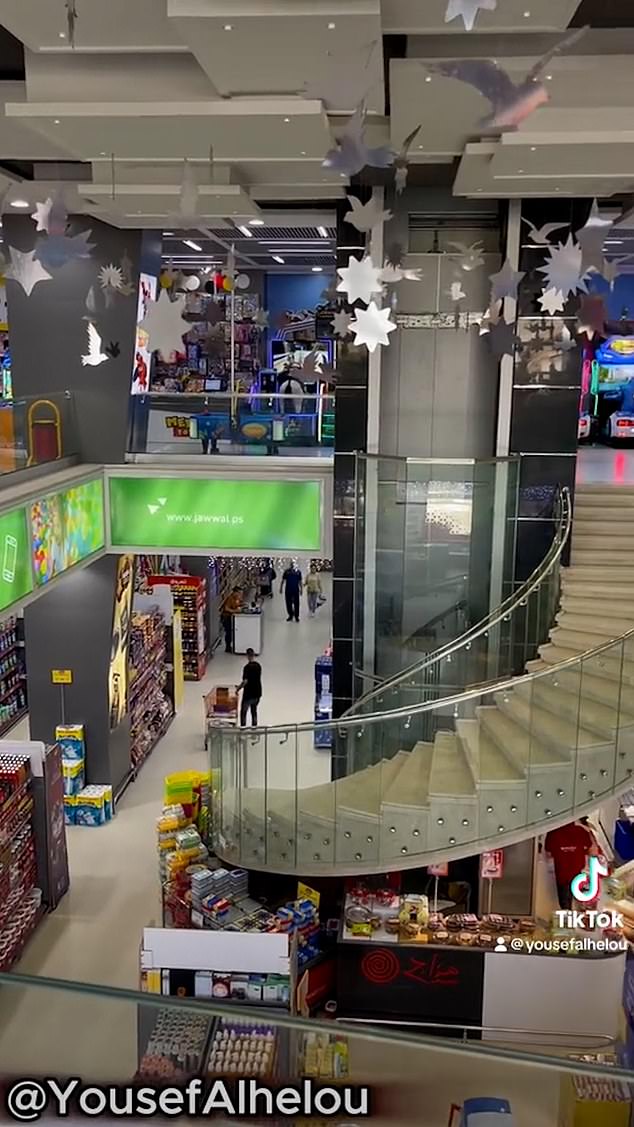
[
  {"left": 0, "top": 0, "right": 183, "bottom": 52},
  {"left": 77, "top": 183, "right": 260, "bottom": 226},
  {"left": 453, "top": 143, "right": 633, "bottom": 196},
  {"left": 381, "top": 0, "right": 583, "bottom": 34},
  {"left": 5, "top": 100, "right": 332, "bottom": 163}
]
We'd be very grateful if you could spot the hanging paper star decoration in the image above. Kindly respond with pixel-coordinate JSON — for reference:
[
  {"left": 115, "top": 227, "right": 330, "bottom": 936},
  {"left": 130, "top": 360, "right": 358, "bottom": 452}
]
[
  {"left": 139, "top": 291, "right": 189, "bottom": 360},
  {"left": 336, "top": 255, "right": 383, "bottom": 304},
  {"left": 5, "top": 248, "right": 53, "bottom": 297},
  {"left": 487, "top": 316, "right": 520, "bottom": 359},
  {"left": 576, "top": 201, "right": 614, "bottom": 275},
  {"left": 99, "top": 264, "right": 123, "bottom": 292},
  {"left": 489, "top": 259, "right": 525, "bottom": 302},
  {"left": 538, "top": 288, "right": 566, "bottom": 316},
  {"left": 344, "top": 195, "right": 393, "bottom": 234},
  {"left": 538, "top": 235, "right": 588, "bottom": 300},
  {"left": 331, "top": 310, "right": 353, "bottom": 338},
  {"left": 385, "top": 241, "right": 405, "bottom": 269},
  {"left": 445, "top": 0, "right": 497, "bottom": 32},
  {"left": 349, "top": 301, "right": 396, "bottom": 353},
  {"left": 35, "top": 229, "right": 95, "bottom": 271},
  {"left": 254, "top": 309, "right": 270, "bottom": 329},
  {"left": 31, "top": 194, "right": 68, "bottom": 236}
]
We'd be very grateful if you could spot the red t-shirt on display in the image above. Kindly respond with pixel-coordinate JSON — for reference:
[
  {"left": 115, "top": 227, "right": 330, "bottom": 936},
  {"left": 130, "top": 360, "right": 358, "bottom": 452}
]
[{"left": 544, "top": 823, "right": 594, "bottom": 885}]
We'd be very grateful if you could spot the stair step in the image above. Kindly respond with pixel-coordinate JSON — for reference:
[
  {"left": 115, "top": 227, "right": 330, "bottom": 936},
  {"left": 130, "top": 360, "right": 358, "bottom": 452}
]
[
  {"left": 337, "top": 754, "right": 410, "bottom": 816},
  {"left": 382, "top": 742, "right": 433, "bottom": 807},
  {"left": 429, "top": 731, "right": 476, "bottom": 796},
  {"left": 572, "top": 549, "right": 634, "bottom": 565},
  {"left": 573, "top": 534, "right": 634, "bottom": 553},
  {"left": 529, "top": 677, "right": 634, "bottom": 736},
  {"left": 500, "top": 687, "right": 613, "bottom": 751},
  {"left": 525, "top": 661, "right": 626, "bottom": 711},
  {"left": 575, "top": 486, "right": 634, "bottom": 503},
  {"left": 565, "top": 565, "right": 634, "bottom": 582},
  {"left": 561, "top": 579, "right": 634, "bottom": 600},
  {"left": 456, "top": 718, "right": 524, "bottom": 783},
  {"left": 573, "top": 520, "right": 634, "bottom": 537},
  {"left": 550, "top": 626, "right": 634, "bottom": 656},
  {"left": 560, "top": 595, "right": 634, "bottom": 621},
  {"left": 538, "top": 643, "right": 634, "bottom": 686},
  {"left": 555, "top": 611, "right": 628, "bottom": 639},
  {"left": 477, "top": 704, "right": 566, "bottom": 769}
]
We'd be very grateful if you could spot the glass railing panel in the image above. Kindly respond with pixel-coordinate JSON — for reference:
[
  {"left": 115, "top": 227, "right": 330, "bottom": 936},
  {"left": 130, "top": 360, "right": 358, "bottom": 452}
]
[
  {"left": 265, "top": 724, "right": 299, "bottom": 870},
  {"left": 128, "top": 391, "right": 335, "bottom": 458},
  {"left": 0, "top": 970, "right": 631, "bottom": 1114},
  {"left": 0, "top": 390, "right": 79, "bottom": 476}
]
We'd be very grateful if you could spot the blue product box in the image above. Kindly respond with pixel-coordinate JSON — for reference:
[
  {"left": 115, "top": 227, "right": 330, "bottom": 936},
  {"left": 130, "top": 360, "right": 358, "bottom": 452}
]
[{"left": 56, "top": 723, "right": 86, "bottom": 762}]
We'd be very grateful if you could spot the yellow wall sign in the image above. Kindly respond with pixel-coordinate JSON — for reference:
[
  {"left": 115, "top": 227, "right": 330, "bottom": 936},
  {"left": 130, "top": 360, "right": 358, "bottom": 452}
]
[{"left": 51, "top": 669, "right": 73, "bottom": 684}]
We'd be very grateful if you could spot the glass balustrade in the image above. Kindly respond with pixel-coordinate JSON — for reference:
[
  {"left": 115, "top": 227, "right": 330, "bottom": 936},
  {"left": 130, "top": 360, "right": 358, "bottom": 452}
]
[
  {"left": 208, "top": 618, "right": 631, "bottom": 873},
  {"left": 0, "top": 391, "right": 79, "bottom": 475},
  {"left": 128, "top": 391, "right": 335, "bottom": 458},
  {"left": 0, "top": 969, "right": 629, "bottom": 1126}
]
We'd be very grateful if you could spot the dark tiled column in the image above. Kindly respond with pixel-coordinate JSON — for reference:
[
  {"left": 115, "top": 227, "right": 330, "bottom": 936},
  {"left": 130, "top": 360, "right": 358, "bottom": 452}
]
[
  {"left": 332, "top": 194, "right": 369, "bottom": 728},
  {"left": 512, "top": 200, "right": 590, "bottom": 577}
]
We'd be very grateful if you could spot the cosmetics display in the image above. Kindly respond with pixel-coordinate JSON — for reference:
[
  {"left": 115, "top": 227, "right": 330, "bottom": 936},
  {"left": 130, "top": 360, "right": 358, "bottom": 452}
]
[
  {"left": 206, "top": 1019, "right": 278, "bottom": 1077},
  {"left": 128, "top": 608, "right": 174, "bottom": 767},
  {"left": 0, "top": 753, "right": 42, "bottom": 970},
  {"left": 137, "top": 1009, "right": 212, "bottom": 1081},
  {"left": 0, "top": 615, "right": 26, "bottom": 736}
]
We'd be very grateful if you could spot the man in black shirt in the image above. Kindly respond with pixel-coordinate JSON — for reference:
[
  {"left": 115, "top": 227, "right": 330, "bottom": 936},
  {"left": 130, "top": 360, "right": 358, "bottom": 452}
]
[
  {"left": 238, "top": 648, "right": 262, "bottom": 727},
  {"left": 280, "top": 559, "right": 303, "bottom": 622}
]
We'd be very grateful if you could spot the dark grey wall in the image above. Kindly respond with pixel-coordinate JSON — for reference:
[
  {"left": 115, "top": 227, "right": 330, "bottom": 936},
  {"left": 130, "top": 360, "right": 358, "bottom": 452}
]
[
  {"left": 24, "top": 556, "right": 130, "bottom": 792},
  {"left": 4, "top": 215, "right": 160, "bottom": 464}
]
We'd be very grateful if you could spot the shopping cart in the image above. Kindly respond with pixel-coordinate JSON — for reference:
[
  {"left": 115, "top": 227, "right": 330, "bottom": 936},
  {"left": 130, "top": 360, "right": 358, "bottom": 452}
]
[{"left": 203, "top": 685, "right": 238, "bottom": 730}]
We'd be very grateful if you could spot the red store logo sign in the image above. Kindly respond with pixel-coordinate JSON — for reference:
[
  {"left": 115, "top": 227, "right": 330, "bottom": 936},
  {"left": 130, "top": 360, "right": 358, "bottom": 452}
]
[{"left": 361, "top": 948, "right": 460, "bottom": 989}]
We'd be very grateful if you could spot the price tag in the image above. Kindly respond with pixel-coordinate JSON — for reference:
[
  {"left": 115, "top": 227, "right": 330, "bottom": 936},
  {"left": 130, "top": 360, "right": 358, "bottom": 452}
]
[
  {"left": 480, "top": 849, "right": 504, "bottom": 880},
  {"left": 51, "top": 670, "right": 72, "bottom": 684}
]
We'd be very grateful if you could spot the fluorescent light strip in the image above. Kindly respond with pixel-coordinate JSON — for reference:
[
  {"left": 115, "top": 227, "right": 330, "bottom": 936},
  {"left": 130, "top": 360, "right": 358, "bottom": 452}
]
[
  {"left": 317, "top": 226, "right": 329, "bottom": 238},
  {"left": 272, "top": 255, "right": 285, "bottom": 264},
  {"left": 182, "top": 239, "right": 202, "bottom": 251},
  {"left": 261, "top": 239, "right": 332, "bottom": 244},
  {"left": 237, "top": 225, "right": 253, "bottom": 238}
]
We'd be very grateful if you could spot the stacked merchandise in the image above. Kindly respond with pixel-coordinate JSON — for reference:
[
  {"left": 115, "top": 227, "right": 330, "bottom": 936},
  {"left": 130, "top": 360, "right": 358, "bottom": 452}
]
[
  {"left": 206, "top": 1019, "right": 278, "bottom": 1077},
  {"left": 0, "top": 753, "right": 42, "bottom": 969},
  {"left": 314, "top": 649, "right": 333, "bottom": 749},
  {"left": 298, "top": 1032, "right": 349, "bottom": 1080},
  {"left": 137, "top": 1010, "right": 211, "bottom": 1081},
  {"left": 151, "top": 290, "right": 262, "bottom": 392},
  {"left": 129, "top": 607, "right": 174, "bottom": 766},
  {"left": 58, "top": 724, "right": 86, "bottom": 823},
  {"left": 559, "top": 1075, "right": 632, "bottom": 1126},
  {"left": 0, "top": 615, "right": 26, "bottom": 735},
  {"left": 151, "top": 576, "right": 207, "bottom": 680}
]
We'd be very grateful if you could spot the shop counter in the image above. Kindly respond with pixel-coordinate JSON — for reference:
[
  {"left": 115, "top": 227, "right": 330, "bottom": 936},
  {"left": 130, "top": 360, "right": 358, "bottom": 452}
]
[
  {"left": 233, "top": 609, "right": 262, "bottom": 655},
  {"left": 337, "top": 935, "right": 625, "bottom": 1043}
]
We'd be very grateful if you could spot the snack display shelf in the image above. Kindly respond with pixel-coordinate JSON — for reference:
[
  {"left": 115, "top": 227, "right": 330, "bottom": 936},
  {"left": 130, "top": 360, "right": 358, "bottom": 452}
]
[{"left": 129, "top": 608, "right": 174, "bottom": 768}]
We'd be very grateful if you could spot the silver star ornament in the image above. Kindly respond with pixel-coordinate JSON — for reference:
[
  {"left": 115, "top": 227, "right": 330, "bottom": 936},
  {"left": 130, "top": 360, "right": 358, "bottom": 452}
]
[
  {"left": 5, "top": 248, "right": 53, "bottom": 297},
  {"left": 139, "top": 291, "right": 190, "bottom": 360},
  {"left": 489, "top": 259, "right": 525, "bottom": 302},
  {"left": 332, "top": 310, "right": 353, "bottom": 338},
  {"left": 445, "top": 0, "right": 497, "bottom": 32},
  {"left": 336, "top": 255, "right": 384, "bottom": 305},
  {"left": 349, "top": 301, "right": 396, "bottom": 353}
]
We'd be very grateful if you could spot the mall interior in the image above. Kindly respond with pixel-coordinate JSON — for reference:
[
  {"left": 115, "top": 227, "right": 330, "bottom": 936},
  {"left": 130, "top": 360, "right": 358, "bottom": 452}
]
[{"left": 4, "top": 1, "right": 634, "bottom": 1123}]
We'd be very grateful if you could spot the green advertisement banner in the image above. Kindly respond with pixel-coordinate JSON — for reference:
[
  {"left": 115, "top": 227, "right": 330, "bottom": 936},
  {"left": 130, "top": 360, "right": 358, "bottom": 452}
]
[
  {"left": 0, "top": 507, "right": 32, "bottom": 612},
  {"left": 109, "top": 476, "right": 321, "bottom": 552}
]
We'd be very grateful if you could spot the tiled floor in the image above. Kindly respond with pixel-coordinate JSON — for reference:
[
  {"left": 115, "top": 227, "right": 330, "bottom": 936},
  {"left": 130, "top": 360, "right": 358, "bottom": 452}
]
[{"left": 0, "top": 578, "right": 332, "bottom": 1075}]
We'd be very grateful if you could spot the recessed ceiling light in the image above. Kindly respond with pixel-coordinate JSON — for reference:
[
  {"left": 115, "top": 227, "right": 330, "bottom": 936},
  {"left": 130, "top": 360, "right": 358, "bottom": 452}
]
[
  {"left": 418, "top": 144, "right": 424, "bottom": 149},
  {"left": 425, "top": 76, "right": 432, "bottom": 83},
  {"left": 238, "top": 225, "right": 253, "bottom": 237},
  {"left": 163, "top": 231, "right": 174, "bottom": 235},
  {"left": 312, "top": 266, "right": 323, "bottom": 272},
  {"left": 283, "top": 117, "right": 290, "bottom": 123},
  {"left": 248, "top": 218, "right": 265, "bottom": 226},
  {"left": 182, "top": 239, "right": 202, "bottom": 251},
  {"left": 530, "top": 146, "right": 537, "bottom": 152},
  {"left": 272, "top": 255, "right": 285, "bottom": 264},
  {"left": 300, "top": 150, "right": 307, "bottom": 156},
  {"left": 223, "top": 23, "right": 232, "bottom": 31},
  {"left": 518, "top": 168, "right": 524, "bottom": 173},
  {"left": 59, "top": 31, "right": 66, "bottom": 38},
  {"left": 523, "top": 9, "right": 531, "bottom": 16},
  {"left": 317, "top": 226, "right": 329, "bottom": 238},
  {"left": 546, "top": 74, "right": 553, "bottom": 81},
  {"left": 10, "top": 199, "right": 29, "bottom": 209},
  {"left": 54, "top": 119, "right": 60, "bottom": 125},
  {"left": 327, "top": 21, "right": 336, "bottom": 29}
]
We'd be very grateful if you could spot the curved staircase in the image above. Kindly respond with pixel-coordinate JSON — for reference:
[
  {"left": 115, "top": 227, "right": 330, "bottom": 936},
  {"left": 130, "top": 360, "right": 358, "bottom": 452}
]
[{"left": 211, "top": 483, "right": 634, "bottom": 875}]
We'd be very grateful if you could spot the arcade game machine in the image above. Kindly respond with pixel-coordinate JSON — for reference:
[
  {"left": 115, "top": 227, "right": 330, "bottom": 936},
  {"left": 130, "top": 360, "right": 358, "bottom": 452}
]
[{"left": 594, "top": 335, "right": 634, "bottom": 442}]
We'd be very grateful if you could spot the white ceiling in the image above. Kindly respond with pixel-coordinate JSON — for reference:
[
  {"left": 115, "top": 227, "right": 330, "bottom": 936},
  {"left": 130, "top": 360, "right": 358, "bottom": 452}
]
[{"left": 3, "top": 0, "right": 634, "bottom": 232}]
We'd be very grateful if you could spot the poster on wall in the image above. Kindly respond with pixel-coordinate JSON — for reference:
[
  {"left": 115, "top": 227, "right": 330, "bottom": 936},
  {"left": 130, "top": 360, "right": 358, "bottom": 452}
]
[
  {"left": 31, "top": 479, "right": 105, "bottom": 587},
  {"left": 0, "top": 507, "right": 32, "bottom": 611},
  {"left": 109, "top": 555, "right": 134, "bottom": 730},
  {"left": 108, "top": 476, "right": 321, "bottom": 553},
  {"left": 131, "top": 273, "right": 157, "bottom": 394}
]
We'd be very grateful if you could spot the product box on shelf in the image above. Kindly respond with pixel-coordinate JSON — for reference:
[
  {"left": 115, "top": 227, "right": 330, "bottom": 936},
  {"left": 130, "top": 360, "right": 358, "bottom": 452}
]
[
  {"left": 74, "top": 785, "right": 114, "bottom": 827},
  {"left": 63, "top": 796, "right": 76, "bottom": 826},
  {"left": 55, "top": 724, "right": 86, "bottom": 762},
  {"left": 62, "top": 758, "right": 85, "bottom": 796}
]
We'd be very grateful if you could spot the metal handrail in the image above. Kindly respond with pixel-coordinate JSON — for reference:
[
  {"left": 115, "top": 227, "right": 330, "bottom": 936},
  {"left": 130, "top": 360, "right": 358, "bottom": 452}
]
[
  {"left": 337, "top": 1017, "right": 616, "bottom": 1049},
  {"left": 346, "top": 485, "right": 571, "bottom": 717}
]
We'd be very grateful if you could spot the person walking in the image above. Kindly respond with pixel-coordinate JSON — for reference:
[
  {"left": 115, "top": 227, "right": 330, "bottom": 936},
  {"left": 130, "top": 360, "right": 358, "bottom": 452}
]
[
  {"left": 305, "top": 563, "right": 323, "bottom": 617},
  {"left": 280, "top": 559, "right": 302, "bottom": 622},
  {"left": 238, "top": 648, "right": 262, "bottom": 727}
]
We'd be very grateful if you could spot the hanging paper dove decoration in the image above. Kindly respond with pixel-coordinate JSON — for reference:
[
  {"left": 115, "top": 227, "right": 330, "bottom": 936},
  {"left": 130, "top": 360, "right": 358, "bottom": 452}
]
[
  {"left": 337, "top": 255, "right": 383, "bottom": 305},
  {"left": 5, "top": 248, "right": 53, "bottom": 297},
  {"left": 323, "top": 104, "right": 394, "bottom": 178},
  {"left": 393, "top": 125, "right": 422, "bottom": 195},
  {"left": 331, "top": 310, "right": 353, "bottom": 338},
  {"left": 522, "top": 218, "right": 569, "bottom": 246},
  {"left": 139, "top": 291, "right": 189, "bottom": 360},
  {"left": 489, "top": 259, "right": 526, "bottom": 302},
  {"left": 380, "top": 262, "right": 423, "bottom": 284},
  {"left": 537, "top": 234, "right": 588, "bottom": 300},
  {"left": 344, "top": 195, "right": 393, "bottom": 234},
  {"left": 576, "top": 201, "right": 614, "bottom": 275},
  {"left": 448, "top": 281, "right": 467, "bottom": 302},
  {"left": 81, "top": 323, "right": 109, "bottom": 367},
  {"left": 35, "top": 229, "right": 95, "bottom": 271},
  {"left": 179, "top": 159, "right": 199, "bottom": 219},
  {"left": 32, "top": 199, "right": 53, "bottom": 234},
  {"left": 538, "top": 288, "right": 566, "bottom": 316},
  {"left": 445, "top": 0, "right": 497, "bottom": 32},
  {"left": 427, "top": 26, "right": 587, "bottom": 132},
  {"left": 349, "top": 301, "right": 396, "bottom": 353},
  {"left": 448, "top": 241, "right": 485, "bottom": 273}
]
